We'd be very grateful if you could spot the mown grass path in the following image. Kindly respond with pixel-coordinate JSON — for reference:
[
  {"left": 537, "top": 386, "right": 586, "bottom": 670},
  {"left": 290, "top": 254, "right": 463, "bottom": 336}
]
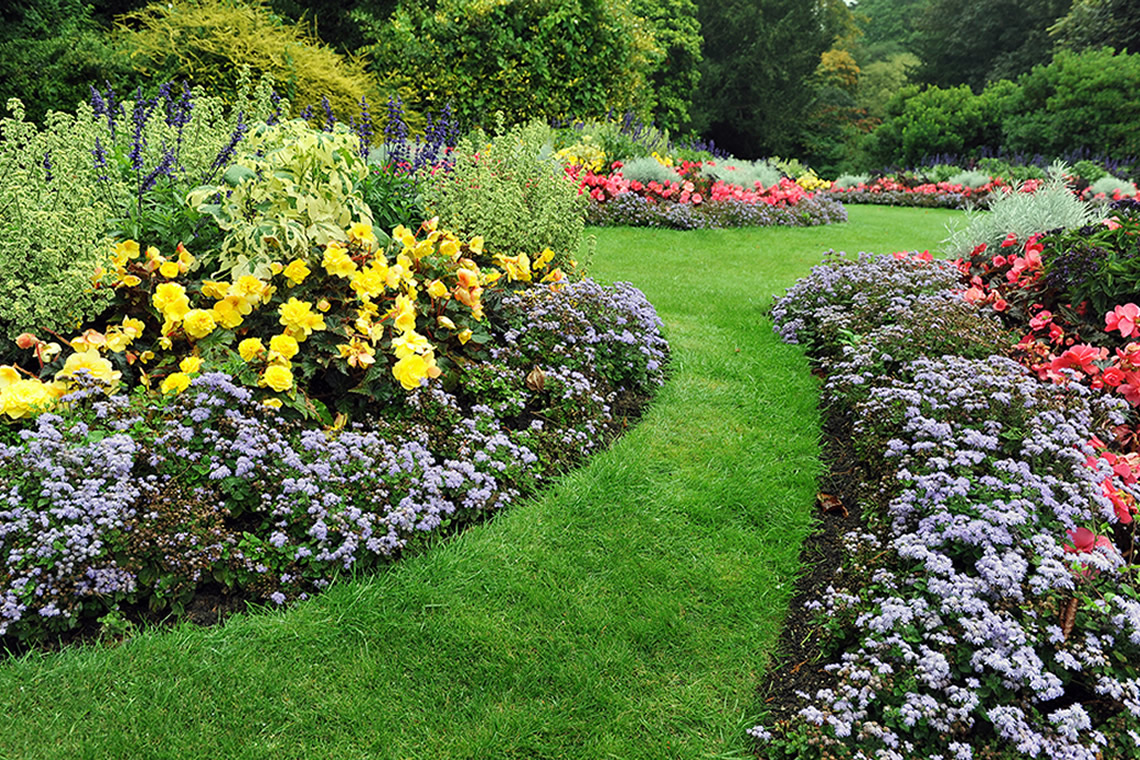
[{"left": 0, "top": 206, "right": 963, "bottom": 760}]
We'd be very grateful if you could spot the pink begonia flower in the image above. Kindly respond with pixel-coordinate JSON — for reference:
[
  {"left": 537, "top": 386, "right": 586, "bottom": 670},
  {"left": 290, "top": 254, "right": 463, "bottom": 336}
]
[
  {"left": 1101, "top": 479, "right": 1136, "bottom": 524},
  {"left": 993, "top": 298, "right": 1009, "bottom": 312},
  {"left": 1105, "top": 217, "right": 1122, "bottom": 231},
  {"left": 1001, "top": 233, "right": 1019, "bottom": 248},
  {"left": 1029, "top": 310, "right": 1053, "bottom": 331},
  {"left": 1064, "top": 526, "right": 1113, "bottom": 554},
  {"left": 1050, "top": 344, "right": 1105, "bottom": 376},
  {"left": 1103, "top": 366, "right": 1126, "bottom": 386},
  {"left": 962, "top": 286, "right": 985, "bottom": 304},
  {"left": 992, "top": 255, "right": 1008, "bottom": 268},
  {"left": 1105, "top": 303, "right": 1140, "bottom": 339}
]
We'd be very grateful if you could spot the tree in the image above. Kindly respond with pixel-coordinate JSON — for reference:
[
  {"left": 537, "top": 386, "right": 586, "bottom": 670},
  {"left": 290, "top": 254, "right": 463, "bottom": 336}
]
[
  {"left": 692, "top": 0, "right": 839, "bottom": 158},
  {"left": 912, "top": 0, "right": 1070, "bottom": 91},
  {"left": 849, "top": 0, "right": 929, "bottom": 59},
  {"left": 629, "top": 0, "right": 703, "bottom": 132},
  {"left": 354, "top": 0, "right": 659, "bottom": 129},
  {"left": 1049, "top": 0, "right": 1140, "bottom": 55}
]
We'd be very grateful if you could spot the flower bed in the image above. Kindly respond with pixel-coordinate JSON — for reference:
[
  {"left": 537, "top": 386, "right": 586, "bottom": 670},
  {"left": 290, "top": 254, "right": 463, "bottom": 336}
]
[
  {"left": 0, "top": 264, "right": 668, "bottom": 647},
  {"left": 827, "top": 176, "right": 1140, "bottom": 211},
  {"left": 755, "top": 248, "right": 1140, "bottom": 758},
  {"left": 568, "top": 161, "right": 848, "bottom": 229},
  {"left": 0, "top": 86, "right": 670, "bottom": 648}
]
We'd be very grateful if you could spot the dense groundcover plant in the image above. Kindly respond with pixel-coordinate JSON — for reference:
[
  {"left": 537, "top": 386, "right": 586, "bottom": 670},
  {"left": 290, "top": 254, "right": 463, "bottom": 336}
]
[{"left": 758, "top": 251, "right": 1140, "bottom": 759}]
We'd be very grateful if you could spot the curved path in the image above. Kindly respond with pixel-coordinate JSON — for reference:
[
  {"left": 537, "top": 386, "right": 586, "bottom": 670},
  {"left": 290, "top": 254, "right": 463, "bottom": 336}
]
[{"left": 0, "top": 207, "right": 963, "bottom": 760}]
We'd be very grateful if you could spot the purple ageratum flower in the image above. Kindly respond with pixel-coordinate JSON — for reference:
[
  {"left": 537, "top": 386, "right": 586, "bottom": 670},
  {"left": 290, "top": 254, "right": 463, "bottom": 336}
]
[{"left": 321, "top": 95, "right": 336, "bottom": 132}]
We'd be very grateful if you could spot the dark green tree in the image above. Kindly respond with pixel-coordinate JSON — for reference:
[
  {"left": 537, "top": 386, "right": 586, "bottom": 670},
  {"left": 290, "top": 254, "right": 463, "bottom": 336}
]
[
  {"left": 630, "top": 0, "right": 703, "bottom": 132},
  {"left": 0, "top": 1, "right": 140, "bottom": 122},
  {"left": 912, "top": 0, "right": 1070, "bottom": 91},
  {"left": 849, "top": 0, "right": 929, "bottom": 59},
  {"left": 692, "top": 0, "right": 838, "bottom": 158},
  {"left": 1049, "top": 0, "right": 1140, "bottom": 54}
]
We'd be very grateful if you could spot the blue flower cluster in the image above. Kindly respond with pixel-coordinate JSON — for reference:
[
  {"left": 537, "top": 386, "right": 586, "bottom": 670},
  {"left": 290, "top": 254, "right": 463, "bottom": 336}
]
[
  {"left": 0, "top": 280, "right": 668, "bottom": 647},
  {"left": 761, "top": 253, "right": 1140, "bottom": 759}
]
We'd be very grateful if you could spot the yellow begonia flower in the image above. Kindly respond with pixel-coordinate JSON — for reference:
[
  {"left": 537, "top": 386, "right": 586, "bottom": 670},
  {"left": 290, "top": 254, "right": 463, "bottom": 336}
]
[
  {"left": 270, "top": 261, "right": 284, "bottom": 275},
  {"left": 348, "top": 222, "right": 377, "bottom": 248},
  {"left": 57, "top": 348, "right": 121, "bottom": 387},
  {"left": 202, "top": 280, "right": 231, "bottom": 300},
  {"left": 113, "top": 240, "right": 141, "bottom": 261},
  {"left": 283, "top": 259, "right": 311, "bottom": 285},
  {"left": 0, "top": 365, "right": 20, "bottom": 388},
  {"left": 161, "top": 372, "right": 192, "bottom": 395},
  {"left": 105, "top": 331, "right": 132, "bottom": 353},
  {"left": 439, "top": 239, "right": 460, "bottom": 259},
  {"left": 269, "top": 334, "right": 300, "bottom": 361},
  {"left": 122, "top": 318, "right": 145, "bottom": 338},
  {"left": 350, "top": 266, "right": 387, "bottom": 299},
  {"left": 316, "top": 299, "right": 332, "bottom": 312},
  {"left": 392, "top": 353, "right": 431, "bottom": 390},
  {"left": 159, "top": 261, "right": 180, "bottom": 279},
  {"left": 232, "top": 275, "right": 270, "bottom": 307},
  {"left": 457, "top": 328, "right": 473, "bottom": 345},
  {"left": 211, "top": 299, "right": 245, "bottom": 329},
  {"left": 427, "top": 279, "right": 449, "bottom": 299},
  {"left": 468, "top": 236, "right": 484, "bottom": 256},
  {"left": 183, "top": 309, "right": 218, "bottom": 340},
  {"left": 279, "top": 298, "right": 326, "bottom": 339},
  {"left": 337, "top": 338, "right": 376, "bottom": 369},
  {"left": 262, "top": 398, "right": 283, "bottom": 409},
  {"left": 238, "top": 338, "right": 266, "bottom": 362},
  {"left": 0, "top": 378, "right": 55, "bottom": 419},
  {"left": 153, "top": 282, "right": 190, "bottom": 320},
  {"left": 390, "top": 330, "right": 431, "bottom": 359},
  {"left": 139, "top": 350, "right": 155, "bottom": 363},
  {"left": 322, "top": 244, "right": 358, "bottom": 278},
  {"left": 389, "top": 295, "right": 417, "bottom": 334},
  {"left": 437, "top": 316, "right": 456, "bottom": 330},
  {"left": 121, "top": 274, "right": 142, "bottom": 288},
  {"left": 262, "top": 364, "right": 294, "bottom": 392},
  {"left": 179, "top": 356, "right": 202, "bottom": 374}
]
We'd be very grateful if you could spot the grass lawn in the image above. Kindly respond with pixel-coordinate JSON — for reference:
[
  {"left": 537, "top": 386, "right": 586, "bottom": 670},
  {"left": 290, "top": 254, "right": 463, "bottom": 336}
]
[{"left": 0, "top": 205, "right": 964, "bottom": 760}]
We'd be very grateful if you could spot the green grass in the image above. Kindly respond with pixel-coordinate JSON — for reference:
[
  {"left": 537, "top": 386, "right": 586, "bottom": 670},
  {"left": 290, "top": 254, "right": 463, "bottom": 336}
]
[{"left": 0, "top": 205, "right": 963, "bottom": 760}]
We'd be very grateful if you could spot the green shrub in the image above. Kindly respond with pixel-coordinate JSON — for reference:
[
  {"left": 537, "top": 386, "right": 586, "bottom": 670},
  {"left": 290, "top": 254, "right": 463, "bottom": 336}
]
[
  {"left": 702, "top": 158, "right": 783, "bottom": 190},
  {"left": 618, "top": 156, "right": 682, "bottom": 184},
  {"left": 114, "top": 0, "right": 384, "bottom": 118},
  {"left": 976, "top": 157, "right": 1048, "bottom": 183},
  {"left": 1072, "top": 159, "right": 1109, "bottom": 183},
  {"left": 186, "top": 119, "right": 374, "bottom": 278},
  {"left": 353, "top": 0, "right": 659, "bottom": 129},
  {"left": 0, "top": 102, "right": 115, "bottom": 351},
  {"left": 923, "top": 164, "right": 965, "bottom": 183},
  {"left": 832, "top": 173, "right": 870, "bottom": 189},
  {"left": 946, "top": 169, "right": 992, "bottom": 189},
  {"left": 943, "top": 162, "right": 1095, "bottom": 257},
  {"left": 1087, "top": 175, "right": 1138, "bottom": 197},
  {"left": 554, "top": 116, "right": 671, "bottom": 166},
  {"left": 1003, "top": 48, "right": 1140, "bottom": 158},
  {"left": 0, "top": 76, "right": 269, "bottom": 357},
  {"left": 0, "top": 0, "right": 142, "bottom": 123},
  {"left": 421, "top": 119, "right": 587, "bottom": 271}
]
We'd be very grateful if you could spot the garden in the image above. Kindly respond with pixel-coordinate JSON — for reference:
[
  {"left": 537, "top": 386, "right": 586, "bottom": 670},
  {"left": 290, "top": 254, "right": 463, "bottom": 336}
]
[{"left": 3, "top": 1, "right": 1140, "bottom": 758}]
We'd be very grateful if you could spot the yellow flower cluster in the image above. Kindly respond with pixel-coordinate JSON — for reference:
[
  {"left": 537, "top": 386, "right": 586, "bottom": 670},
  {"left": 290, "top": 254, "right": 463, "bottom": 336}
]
[
  {"left": 554, "top": 141, "right": 607, "bottom": 173},
  {"left": 3, "top": 218, "right": 566, "bottom": 421},
  {"left": 651, "top": 151, "right": 674, "bottom": 168},
  {"left": 796, "top": 169, "right": 831, "bottom": 191}
]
